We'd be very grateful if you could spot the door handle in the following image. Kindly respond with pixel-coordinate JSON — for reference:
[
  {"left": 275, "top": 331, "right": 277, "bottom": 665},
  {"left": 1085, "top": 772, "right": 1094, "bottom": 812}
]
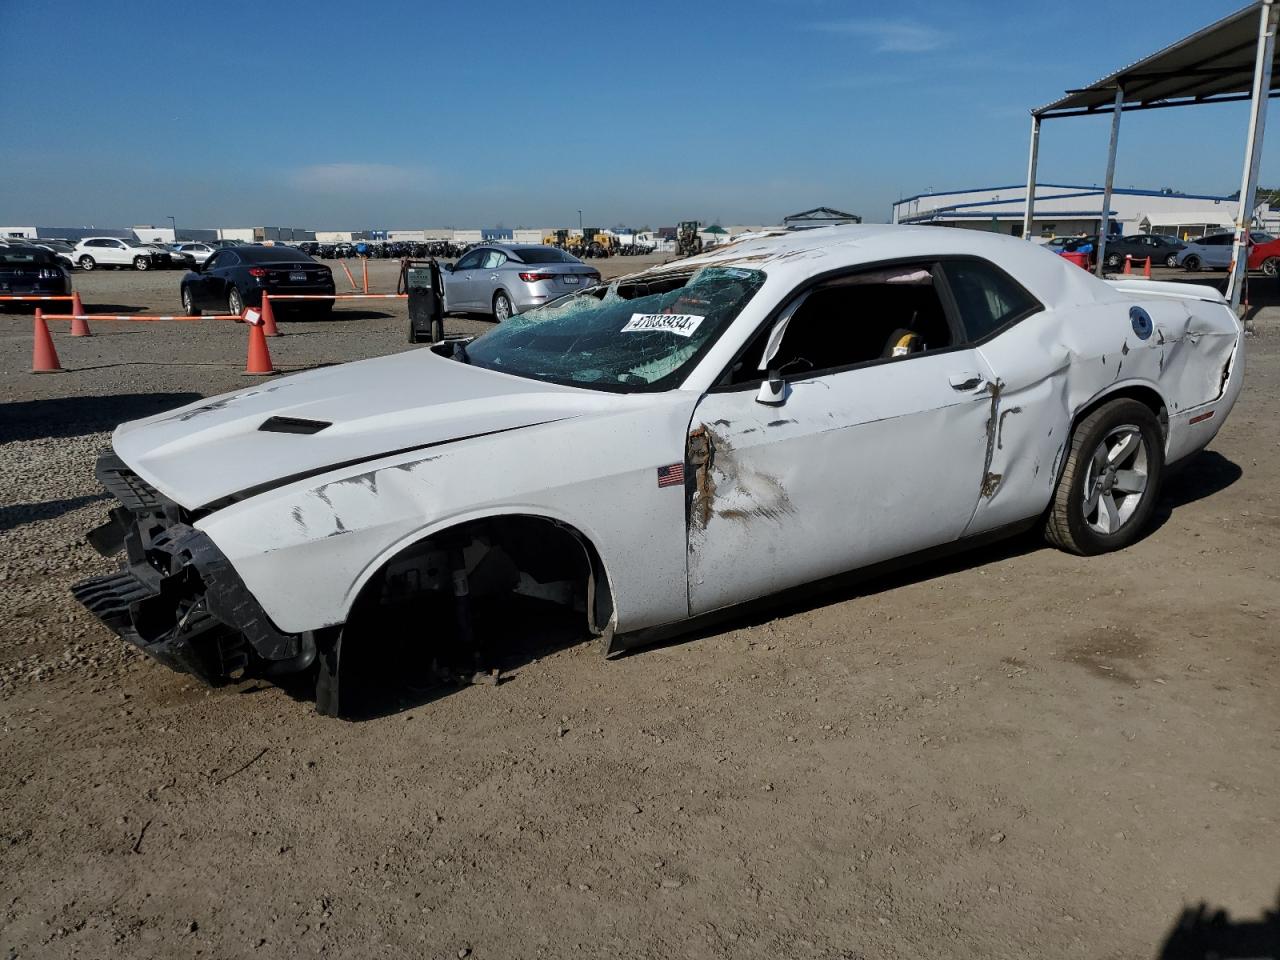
[{"left": 948, "top": 372, "right": 987, "bottom": 391}]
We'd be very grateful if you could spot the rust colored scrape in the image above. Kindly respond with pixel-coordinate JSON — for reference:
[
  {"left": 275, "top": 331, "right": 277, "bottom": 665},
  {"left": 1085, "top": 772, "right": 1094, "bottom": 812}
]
[
  {"left": 980, "top": 379, "right": 1005, "bottom": 499},
  {"left": 687, "top": 425, "right": 716, "bottom": 529}
]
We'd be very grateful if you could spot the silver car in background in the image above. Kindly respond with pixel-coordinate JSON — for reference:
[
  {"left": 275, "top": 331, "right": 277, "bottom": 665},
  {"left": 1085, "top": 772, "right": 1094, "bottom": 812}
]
[{"left": 442, "top": 244, "right": 600, "bottom": 320}]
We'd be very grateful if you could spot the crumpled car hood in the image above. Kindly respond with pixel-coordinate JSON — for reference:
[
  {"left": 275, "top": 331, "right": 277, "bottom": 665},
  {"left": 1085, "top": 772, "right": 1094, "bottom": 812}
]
[{"left": 113, "top": 349, "right": 619, "bottom": 508}]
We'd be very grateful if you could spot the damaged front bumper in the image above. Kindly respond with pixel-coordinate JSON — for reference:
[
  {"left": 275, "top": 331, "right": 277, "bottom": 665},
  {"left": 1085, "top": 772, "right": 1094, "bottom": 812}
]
[{"left": 71, "top": 453, "right": 315, "bottom": 683}]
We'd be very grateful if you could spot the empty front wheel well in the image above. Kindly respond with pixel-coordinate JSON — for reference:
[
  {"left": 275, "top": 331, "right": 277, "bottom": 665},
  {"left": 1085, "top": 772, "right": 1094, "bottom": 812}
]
[{"left": 348, "top": 514, "right": 615, "bottom": 638}]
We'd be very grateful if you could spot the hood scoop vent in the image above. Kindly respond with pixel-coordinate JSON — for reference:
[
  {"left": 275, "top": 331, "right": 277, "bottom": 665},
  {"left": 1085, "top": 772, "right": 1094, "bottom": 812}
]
[{"left": 259, "top": 416, "right": 332, "bottom": 435}]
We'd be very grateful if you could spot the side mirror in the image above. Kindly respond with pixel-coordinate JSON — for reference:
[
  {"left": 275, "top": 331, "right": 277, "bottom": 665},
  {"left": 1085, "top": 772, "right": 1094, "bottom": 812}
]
[
  {"left": 756, "top": 371, "right": 786, "bottom": 406},
  {"left": 442, "top": 262, "right": 454, "bottom": 272}
]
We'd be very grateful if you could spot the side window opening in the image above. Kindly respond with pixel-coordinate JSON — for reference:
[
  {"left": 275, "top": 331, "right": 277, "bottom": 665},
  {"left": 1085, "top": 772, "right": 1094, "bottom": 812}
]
[{"left": 724, "top": 263, "right": 953, "bottom": 384}]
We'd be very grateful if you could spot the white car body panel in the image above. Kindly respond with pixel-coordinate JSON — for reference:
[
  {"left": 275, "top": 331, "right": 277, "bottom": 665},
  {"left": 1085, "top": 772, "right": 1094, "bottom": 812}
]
[{"left": 105, "top": 225, "right": 1243, "bottom": 643}]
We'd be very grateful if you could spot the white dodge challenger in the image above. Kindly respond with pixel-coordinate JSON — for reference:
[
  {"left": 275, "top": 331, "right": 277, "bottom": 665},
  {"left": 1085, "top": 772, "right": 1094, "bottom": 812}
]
[{"left": 73, "top": 225, "right": 1244, "bottom": 715}]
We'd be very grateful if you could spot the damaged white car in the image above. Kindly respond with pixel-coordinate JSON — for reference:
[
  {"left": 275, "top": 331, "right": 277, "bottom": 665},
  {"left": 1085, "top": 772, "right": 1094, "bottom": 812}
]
[{"left": 73, "top": 225, "right": 1244, "bottom": 715}]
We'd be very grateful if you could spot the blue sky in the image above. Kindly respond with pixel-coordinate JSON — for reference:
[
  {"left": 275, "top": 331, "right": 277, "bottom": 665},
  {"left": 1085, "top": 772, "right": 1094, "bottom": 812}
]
[{"left": 0, "top": 0, "right": 1273, "bottom": 229}]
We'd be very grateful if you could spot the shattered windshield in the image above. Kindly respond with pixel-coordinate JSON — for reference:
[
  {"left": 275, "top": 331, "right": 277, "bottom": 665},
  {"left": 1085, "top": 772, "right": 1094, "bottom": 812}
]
[{"left": 462, "top": 266, "right": 765, "bottom": 392}]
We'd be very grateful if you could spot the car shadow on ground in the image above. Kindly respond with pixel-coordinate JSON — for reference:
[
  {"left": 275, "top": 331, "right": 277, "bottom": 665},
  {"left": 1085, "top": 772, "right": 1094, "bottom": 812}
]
[
  {"left": 0, "top": 493, "right": 109, "bottom": 533},
  {"left": 274, "top": 596, "right": 588, "bottom": 721},
  {"left": 1149, "top": 449, "right": 1242, "bottom": 534},
  {"left": 0, "top": 392, "right": 202, "bottom": 442},
  {"left": 1157, "top": 891, "right": 1280, "bottom": 958},
  {"left": 2, "top": 303, "right": 147, "bottom": 316},
  {"left": 281, "top": 309, "right": 393, "bottom": 323}
]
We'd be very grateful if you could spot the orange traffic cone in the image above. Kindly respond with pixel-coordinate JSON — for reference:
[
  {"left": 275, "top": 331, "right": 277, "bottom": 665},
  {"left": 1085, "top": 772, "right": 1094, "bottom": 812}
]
[
  {"left": 1123, "top": 254, "right": 1132, "bottom": 274},
  {"left": 1143, "top": 256, "right": 1152, "bottom": 278},
  {"left": 243, "top": 319, "right": 276, "bottom": 376},
  {"left": 70, "top": 291, "right": 92, "bottom": 337},
  {"left": 260, "top": 293, "right": 280, "bottom": 337},
  {"left": 32, "top": 308, "right": 63, "bottom": 374}
]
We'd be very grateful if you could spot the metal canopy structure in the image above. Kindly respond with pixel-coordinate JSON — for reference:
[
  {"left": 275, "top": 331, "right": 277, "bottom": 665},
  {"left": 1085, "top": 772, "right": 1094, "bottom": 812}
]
[{"left": 1022, "top": 0, "right": 1278, "bottom": 310}]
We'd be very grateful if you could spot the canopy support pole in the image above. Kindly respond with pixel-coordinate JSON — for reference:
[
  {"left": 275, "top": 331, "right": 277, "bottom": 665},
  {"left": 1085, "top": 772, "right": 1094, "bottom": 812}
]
[
  {"left": 1022, "top": 115, "right": 1041, "bottom": 240},
  {"left": 1094, "top": 85, "right": 1124, "bottom": 277},
  {"left": 1228, "top": 0, "right": 1278, "bottom": 319}
]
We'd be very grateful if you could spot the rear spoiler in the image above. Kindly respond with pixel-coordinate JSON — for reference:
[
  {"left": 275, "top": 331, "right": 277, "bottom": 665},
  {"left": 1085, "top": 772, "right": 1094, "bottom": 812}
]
[{"left": 1104, "top": 277, "right": 1228, "bottom": 305}]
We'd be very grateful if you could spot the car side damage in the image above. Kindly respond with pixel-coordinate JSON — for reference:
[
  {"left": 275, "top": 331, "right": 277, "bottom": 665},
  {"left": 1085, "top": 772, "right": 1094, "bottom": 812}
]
[{"left": 73, "top": 450, "right": 613, "bottom": 716}]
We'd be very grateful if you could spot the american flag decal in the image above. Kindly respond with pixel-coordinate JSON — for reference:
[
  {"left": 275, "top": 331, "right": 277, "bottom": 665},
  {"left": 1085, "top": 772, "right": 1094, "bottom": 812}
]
[{"left": 656, "top": 463, "right": 685, "bottom": 488}]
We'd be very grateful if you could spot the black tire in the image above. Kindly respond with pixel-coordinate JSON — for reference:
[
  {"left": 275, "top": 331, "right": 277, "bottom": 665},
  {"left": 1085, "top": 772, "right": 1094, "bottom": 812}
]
[
  {"left": 493, "top": 290, "right": 513, "bottom": 322},
  {"left": 180, "top": 286, "right": 199, "bottom": 316},
  {"left": 1044, "top": 398, "right": 1164, "bottom": 556},
  {"left": 78, "top": 255, "right": 96, "bottom": 271},
  {"left": 1165, "top": 253, "right": 1178, "bottom": 268},
  {"left": 1263, "top": 257, "right": 1279, "bottom": 278},
  {"left": 1104, "top": 253, "right": 1121, "bottom": 269},
  {"left": 134, "top": 256, "right": 150, "bottom": 271},
  {"left": 1183, "top": 255, "right": 1200, "bottom": 272},
  {"left": 228, "top": 286, "right": 244, "bottom": 317}
]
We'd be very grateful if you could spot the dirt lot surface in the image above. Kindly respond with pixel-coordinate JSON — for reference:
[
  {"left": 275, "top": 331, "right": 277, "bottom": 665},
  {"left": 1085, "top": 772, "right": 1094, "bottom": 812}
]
[{"left": 1, "top": 259, "right": 1278, "bottom": 959}]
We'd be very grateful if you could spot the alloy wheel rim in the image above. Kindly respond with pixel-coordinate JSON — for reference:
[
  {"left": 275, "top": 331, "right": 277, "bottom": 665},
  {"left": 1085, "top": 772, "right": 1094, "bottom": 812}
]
[
  {"left": 1082, "top": 424, "right": 1148, "bottom": 535},
  {"left": 496, "top": 296, "right": 510, "bottom": 320}
]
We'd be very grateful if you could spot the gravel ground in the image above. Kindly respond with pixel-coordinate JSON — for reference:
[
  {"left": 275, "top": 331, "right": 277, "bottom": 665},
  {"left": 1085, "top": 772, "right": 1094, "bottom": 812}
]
[{"left": 1, "top": 259, "right": 1278, "bottom": 959}]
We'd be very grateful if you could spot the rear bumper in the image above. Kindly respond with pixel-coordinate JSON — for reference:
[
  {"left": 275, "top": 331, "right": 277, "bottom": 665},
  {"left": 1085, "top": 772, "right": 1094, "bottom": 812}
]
[
  {"left": 71, "top": 452, "right": 315, "bottom": 684},
  {"left": 248, "top": 284, "right": 336, "bottom": 306}
]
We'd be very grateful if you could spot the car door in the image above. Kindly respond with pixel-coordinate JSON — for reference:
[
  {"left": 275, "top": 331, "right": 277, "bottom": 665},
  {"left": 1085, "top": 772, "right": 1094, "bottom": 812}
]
[
  {"left": 187, "top": 251, "right": 216, "bottom": 306},
  {"left": 446, "top": 249, "right": 485, "bottom": 310},
  {"left": 685, "top": 260, "right": 996, "bottom": 616},
  {"left": 476, "top": 249, "right": 508, "bottom": 313},
  {"left": 1204, "top": 234, "right": 1234, "bottom": 268},
  {"left": 935, "top": 259, "right": 1059, "bottom": 536}
]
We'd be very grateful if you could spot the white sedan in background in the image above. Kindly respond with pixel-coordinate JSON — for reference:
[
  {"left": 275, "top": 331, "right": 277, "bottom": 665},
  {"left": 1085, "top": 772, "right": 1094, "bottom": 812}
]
[{"left": 72, "top": 225, "right": 1243, "bottom": 716}]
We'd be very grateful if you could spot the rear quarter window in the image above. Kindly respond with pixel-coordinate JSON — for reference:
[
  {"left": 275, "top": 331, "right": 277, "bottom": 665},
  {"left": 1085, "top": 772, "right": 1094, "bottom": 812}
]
[{"left": 942, "top": 260, "right": 1040, "bottom": 342}]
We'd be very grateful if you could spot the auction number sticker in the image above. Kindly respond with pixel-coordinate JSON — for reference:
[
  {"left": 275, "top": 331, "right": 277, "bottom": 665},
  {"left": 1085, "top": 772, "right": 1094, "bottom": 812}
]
[{"left": 621, "top": 313, "right": 704, "bottom": 337}]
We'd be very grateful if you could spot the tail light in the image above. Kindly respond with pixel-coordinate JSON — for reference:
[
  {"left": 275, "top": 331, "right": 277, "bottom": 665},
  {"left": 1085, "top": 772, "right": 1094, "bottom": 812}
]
[
  {"left": 519, "top": 272, "right": 555, "bottom": 282},
  {"left": 248, "top": 267, "right": 268, "bottom": 277}
]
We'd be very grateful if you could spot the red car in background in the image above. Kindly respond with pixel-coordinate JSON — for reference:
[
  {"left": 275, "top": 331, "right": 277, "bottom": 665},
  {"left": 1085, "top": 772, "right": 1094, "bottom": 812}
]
[{"left": 1248, "top": 235, "right": 1280, "bottom": 275}]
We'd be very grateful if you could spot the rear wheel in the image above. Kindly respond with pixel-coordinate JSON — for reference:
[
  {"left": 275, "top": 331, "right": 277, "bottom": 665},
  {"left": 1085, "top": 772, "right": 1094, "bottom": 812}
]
[
  {"left": 134, "top": 256, "right": 150, "bottom": 271},
  {"left": 1183, "top": 255, "right": 1201, "bottom": 271},
  {"left": 1262, "top": 257, "right": 1279, "bottom": 278},
  {"left": 1104, "top": 252, "right": 1122, "bottom": 269},
  {"left": 228, "top": 286, "right": 244, "bottom": 317},
  {"left": 181, "top": 286, "right": 198, "bottom": 316},
  {"left": 1044, "top": 398, "right": 1164, "bottom": 556},
  {"left": 493, "top": 291, "right": 513, "bottom": 322},
  {"left": 78, "top": 255, "right": 96, "bottom": 271}
]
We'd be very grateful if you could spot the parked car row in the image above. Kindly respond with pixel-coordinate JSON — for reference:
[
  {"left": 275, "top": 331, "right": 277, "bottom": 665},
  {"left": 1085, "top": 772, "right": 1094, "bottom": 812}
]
[{"left": 1046, "top": 230, "right": 1280, "bottom": 274}]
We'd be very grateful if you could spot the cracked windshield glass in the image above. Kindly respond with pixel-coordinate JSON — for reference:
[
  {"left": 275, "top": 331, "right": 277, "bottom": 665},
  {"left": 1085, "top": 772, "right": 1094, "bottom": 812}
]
[{"left": 462, "top": 266, "right": 766, "bottom": 391}]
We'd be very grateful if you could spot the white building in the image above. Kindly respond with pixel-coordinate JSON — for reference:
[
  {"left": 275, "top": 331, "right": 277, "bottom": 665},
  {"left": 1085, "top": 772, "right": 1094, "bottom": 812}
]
[{"left": 891, "top": 183, "right": 1238, "bottom": 240}]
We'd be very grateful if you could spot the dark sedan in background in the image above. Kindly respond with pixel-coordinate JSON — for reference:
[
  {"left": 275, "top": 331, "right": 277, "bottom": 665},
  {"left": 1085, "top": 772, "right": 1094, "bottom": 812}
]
[
  {"left": 181, "top": 245, "right": 335, "bottom": 318},
  {"left": 441, "top": 244, "right": 601, "bottom": 320},
  {"left": 1097, "top": 233, "right": 1185, "bottom": 269},
  {"left": 0, "top": 245, "right": 72, "bottom": 306}
]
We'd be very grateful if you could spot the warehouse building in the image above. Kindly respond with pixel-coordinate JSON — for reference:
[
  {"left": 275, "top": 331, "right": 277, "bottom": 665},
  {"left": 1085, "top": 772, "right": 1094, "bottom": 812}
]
[{"left": 891, "top": 184, "right": 1241, "bottom": 240}]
